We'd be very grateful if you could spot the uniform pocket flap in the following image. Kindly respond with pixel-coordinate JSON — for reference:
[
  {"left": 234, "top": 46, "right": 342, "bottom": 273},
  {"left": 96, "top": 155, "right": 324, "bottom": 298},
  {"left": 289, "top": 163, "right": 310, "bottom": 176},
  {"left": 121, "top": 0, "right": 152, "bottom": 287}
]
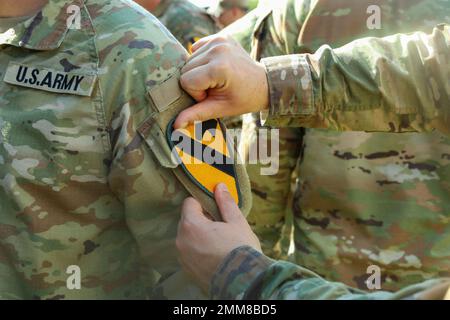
[{"left": 137, "top": 115, "right": 178, "bottom": 168}]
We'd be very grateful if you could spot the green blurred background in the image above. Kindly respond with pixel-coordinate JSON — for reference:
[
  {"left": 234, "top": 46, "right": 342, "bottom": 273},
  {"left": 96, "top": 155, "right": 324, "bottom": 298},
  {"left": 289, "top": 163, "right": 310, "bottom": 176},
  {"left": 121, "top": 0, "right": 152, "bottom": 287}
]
[{"left": 190, "top": 0, "right": 260, "bottom": 10}]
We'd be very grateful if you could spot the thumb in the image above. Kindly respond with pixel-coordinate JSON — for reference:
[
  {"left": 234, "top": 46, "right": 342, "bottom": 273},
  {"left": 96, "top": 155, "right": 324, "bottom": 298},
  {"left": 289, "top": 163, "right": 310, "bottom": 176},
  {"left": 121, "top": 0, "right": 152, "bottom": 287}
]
[
  {"left": 214, "top": 183, "right": 243, "bottom": 223},
  {"left": 174, "top": 99, "right": 229, "bottom": 129}
]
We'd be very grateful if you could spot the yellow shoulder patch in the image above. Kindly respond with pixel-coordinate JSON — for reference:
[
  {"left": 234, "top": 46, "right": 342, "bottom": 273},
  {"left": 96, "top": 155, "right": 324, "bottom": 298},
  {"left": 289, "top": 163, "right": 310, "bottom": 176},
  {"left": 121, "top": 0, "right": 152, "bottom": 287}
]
[
  {"left": 187, "top": 37, "right": 202, "bottom": 54},
  {"left": 167, "top": 118, "right": 241, "bottom": 205}
]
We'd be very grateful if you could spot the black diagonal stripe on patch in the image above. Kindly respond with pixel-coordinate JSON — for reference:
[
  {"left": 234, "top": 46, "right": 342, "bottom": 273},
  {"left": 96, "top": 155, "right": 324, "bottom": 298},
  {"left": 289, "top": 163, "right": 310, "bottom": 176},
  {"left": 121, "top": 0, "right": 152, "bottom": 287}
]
[
  {"left": 172, "top": 132, "right": 236, "bottom": 178},
  {"left": 195, "top": 119, "right": 218, "bottom": 142}
]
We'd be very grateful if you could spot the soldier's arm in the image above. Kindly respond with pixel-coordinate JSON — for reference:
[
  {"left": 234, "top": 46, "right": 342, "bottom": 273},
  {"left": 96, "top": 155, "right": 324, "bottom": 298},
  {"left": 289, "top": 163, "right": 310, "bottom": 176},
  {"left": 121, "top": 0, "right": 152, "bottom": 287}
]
[
  {"left": 261, "top": 24, "right": 450, "bottom": 133},
  {"left": 91, "top": 4, "right": 194, "bottom": 295},
  {"left": 211, "top": 246, "right": 450, "bottom": 300},
  {"left": 176, "top": 24, "right": 449, "bottom": 133}
]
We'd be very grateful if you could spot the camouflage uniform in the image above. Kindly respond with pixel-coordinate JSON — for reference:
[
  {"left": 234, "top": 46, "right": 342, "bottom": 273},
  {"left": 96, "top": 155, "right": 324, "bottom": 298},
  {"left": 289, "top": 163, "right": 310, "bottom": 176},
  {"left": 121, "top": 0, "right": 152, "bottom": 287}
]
[
  {"left": 0, "top": 0, "right": 202, "bottom": 299},
  {"left": 212, "top": 22, "right": 450, "bottom": 300},
  {"left": 211, "top": 246, "right": 450, "bottom": 299},
  {"left": 208, "top": 0, "right": 251, "bottom": 20},
  {"left": 218, "top": 0, "right": 450, "bottom": 295},
  {"left": 153, "top": 0, "right": 220, "bottom": 51},
  {"left": 260, "top": 25, "right": 450, "bottom": 134}
]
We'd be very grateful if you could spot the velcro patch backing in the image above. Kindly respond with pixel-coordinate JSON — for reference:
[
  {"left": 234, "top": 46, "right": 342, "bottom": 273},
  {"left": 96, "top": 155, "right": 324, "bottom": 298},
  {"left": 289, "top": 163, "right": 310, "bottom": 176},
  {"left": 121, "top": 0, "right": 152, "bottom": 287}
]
[{"left": 148, "top": 75, "right": 183, "bottom": 113}]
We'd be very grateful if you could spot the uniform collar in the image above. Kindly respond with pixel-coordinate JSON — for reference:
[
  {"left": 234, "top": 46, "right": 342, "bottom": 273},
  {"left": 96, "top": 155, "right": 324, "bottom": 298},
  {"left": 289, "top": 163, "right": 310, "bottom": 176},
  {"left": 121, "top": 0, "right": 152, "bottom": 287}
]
[{"left": 0, "top": 0, "right": 83, "bottom": 50}]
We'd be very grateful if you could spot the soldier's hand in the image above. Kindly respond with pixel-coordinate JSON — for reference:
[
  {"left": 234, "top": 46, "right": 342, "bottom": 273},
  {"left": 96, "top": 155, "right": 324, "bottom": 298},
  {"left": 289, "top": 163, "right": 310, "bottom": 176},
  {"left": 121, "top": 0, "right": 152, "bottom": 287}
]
[
  {"left": 176, "top": 183, "right": 262, "bottom": 292},
  {"left": 174, "top": 35, "right": 270, "bottom": 129}
]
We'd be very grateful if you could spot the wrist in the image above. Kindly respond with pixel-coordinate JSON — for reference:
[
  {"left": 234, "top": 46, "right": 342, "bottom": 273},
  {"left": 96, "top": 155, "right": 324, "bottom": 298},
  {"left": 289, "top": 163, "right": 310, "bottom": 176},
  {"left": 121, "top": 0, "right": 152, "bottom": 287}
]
[
  {"left": 210, "top": 245, "right": 273, "bottom": 300},
  {"left": 259, "top": 54, "right": 316, "bottom": 127},
  {"left": 255, "top": 62, "right": 270, "bottom": 112}
]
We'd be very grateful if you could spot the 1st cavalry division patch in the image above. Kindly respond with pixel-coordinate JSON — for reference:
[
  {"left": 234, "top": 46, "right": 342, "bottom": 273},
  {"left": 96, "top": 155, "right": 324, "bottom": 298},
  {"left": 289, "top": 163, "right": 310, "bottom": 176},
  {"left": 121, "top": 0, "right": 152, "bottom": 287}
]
[{"left": 167, "top": 118, "right": 242, "bottom": 207}]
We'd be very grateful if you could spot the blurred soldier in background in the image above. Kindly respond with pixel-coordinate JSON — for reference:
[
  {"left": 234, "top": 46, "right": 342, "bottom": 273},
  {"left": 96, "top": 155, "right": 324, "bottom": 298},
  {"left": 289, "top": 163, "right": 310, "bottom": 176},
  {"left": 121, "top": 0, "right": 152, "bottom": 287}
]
[
  {"left": 174, "top": 15, "right": 450, "bottom": 301},
  {"left": 134, "top": 0, "right": 219, "bottom": 51},
  {"left": 208, "top": 0, "right": 250, "bottom": 27},
  {"left": 175, "top": 0, "right": 450, "bottom": 295}
]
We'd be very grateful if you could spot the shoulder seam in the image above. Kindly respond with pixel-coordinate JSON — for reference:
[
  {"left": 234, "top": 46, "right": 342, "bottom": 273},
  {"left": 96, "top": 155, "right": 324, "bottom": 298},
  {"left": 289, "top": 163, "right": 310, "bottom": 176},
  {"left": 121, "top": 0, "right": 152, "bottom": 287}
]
[{"left": 83, "top": 0, "right": 112, "bottom": 155}]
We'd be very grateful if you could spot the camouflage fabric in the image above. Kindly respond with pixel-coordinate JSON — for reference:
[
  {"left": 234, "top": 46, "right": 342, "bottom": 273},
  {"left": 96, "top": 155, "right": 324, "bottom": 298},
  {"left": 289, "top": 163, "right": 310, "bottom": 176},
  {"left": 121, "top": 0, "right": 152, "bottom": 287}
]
[
  {"left": 153, "top": 0, "right": 220, "bottom": 51},
  {"left": 211, "top": 246, "right": 450, "bottom": 300},
  {"left": 0, "top": 0, "right": 204, "bottom": 299},
  {"left": 219, "top": 0, "right": 250, "bottom": 9},
  {"left": 208, "top": 0, "right": 251, "bottom": 17},
  {"left": 237, "top": 116, "right": 301, "bottom": 260},
  {"left": 261, "top": 24, "right": 450, "bottom": 134},
  {"left": 0, "top": 16, "right": 32, "bottom": 33},
  {"left": 221, "top": 0, "right": 450, "bottom": 294}
]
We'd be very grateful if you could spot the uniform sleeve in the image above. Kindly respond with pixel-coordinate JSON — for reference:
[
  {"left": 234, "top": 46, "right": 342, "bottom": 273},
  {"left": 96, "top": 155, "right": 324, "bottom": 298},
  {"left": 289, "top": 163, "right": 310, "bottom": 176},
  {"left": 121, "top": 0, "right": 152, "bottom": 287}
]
[
  {"left": 91, "top": 5, "right": 196, "bottom": 295},
  {"left": 261, "top": 24, "right": 450, "bottom": 134},
  {"left": 211, "top": 246, "right": 450, "bottom": 300}
]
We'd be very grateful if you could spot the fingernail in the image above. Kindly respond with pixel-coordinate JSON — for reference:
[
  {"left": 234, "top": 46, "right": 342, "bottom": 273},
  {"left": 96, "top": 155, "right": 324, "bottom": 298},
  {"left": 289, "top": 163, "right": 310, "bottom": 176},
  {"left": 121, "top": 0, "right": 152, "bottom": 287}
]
[
  {"left": 178, "top": 121, "right": 188, "bottom": 129},
  {"left": 216, "top": 183, "right": 228, "bottom": 193},
  {"left": 174, "top": 121, "right": 186, "bottom": 129}
]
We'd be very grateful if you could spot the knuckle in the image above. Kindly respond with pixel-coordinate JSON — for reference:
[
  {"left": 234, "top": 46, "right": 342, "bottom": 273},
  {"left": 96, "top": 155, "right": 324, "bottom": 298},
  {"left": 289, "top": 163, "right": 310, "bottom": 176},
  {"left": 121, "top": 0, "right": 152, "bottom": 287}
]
[
  {"left": 210, "top": 43, "right": 232, "bottom": 56},
  {"left": 180, "top": 216, "right": 196, "bottom": 232},
  {"left": 193, "top": 108, "right": 206, "bottom": 121},
  {"left": 209, "top": 45, "right": 224, "bottom": 56},
  {"left": 179, "top": 79, "right": 189, "bottom": 93},
  {"left": 210, "top": 62, "right": 227, "bottom": 76},
  {"left": 211, "top": 35, "right": 229, "bottom": 44},
  {"left": 179, "top": 73, "right": 190, "bottom": 88}
]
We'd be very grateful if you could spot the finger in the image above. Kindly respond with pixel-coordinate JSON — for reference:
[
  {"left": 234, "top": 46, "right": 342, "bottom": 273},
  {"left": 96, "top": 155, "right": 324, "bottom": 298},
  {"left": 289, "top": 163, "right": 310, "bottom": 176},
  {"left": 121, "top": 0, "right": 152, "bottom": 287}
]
[
  {"left": 189, "top": 36, "right": 233, "bottom": 65},
  {"left": 179, "top": 64, "right": 220, "bottom": 101},
  {"left": 192, "top": 34, "right": 236, "bottom": 55},
  {"left": 183, "top": 39, "right": 231, "bottom": 75},
  {"left": 178, "top": 198, "right": 211, "bottom": 232},
  {"left": 178, "top": 198, "right": 210, "bottom": 242},
  {"left": 184, "top": 40, "right": 235, "bottom": 77},
  {"left": 174, "top": 99, "right": 230, "bottom": 129},
  {"left": 191, "top": 35, "right": 217, "bottom": 53},
  {"left": 180, "top": 197, "right": 210, "bottom": 225},
  {"left": 214, "top": 183, "right": 243, "bottom": 223},
  {"left": 182, "top": 51, "right": 211, "bottom": 75}
]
